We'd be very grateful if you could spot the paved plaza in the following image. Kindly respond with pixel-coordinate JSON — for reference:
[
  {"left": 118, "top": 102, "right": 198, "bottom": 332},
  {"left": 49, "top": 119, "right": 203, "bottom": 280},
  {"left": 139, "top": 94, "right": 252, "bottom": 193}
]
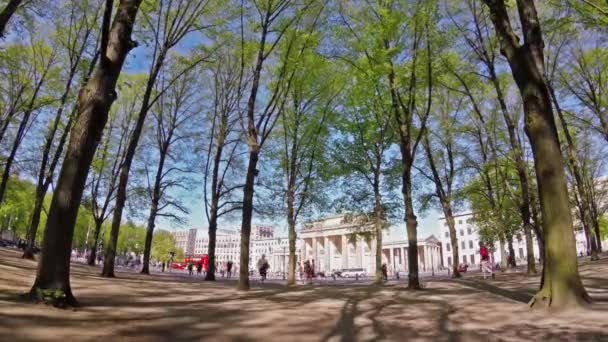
[{"left": 1, "top": 248, "right": 607, "bottom": 341}]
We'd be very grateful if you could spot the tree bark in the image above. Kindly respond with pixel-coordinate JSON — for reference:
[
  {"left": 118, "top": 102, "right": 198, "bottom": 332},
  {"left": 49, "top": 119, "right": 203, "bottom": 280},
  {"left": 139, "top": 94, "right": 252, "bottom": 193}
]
[
  {"left": 482, "top": 0, "right": 590, "bottom": 308},
  {"left": 29, "top": 0, "right": 142, "bottom": 306},
  {"left": 374, "top": 176, "right": 383, "bottom": 284},
  {"left": 87, "top": 220, "right": 103, "bottom": 266},
  {"left": 403, "top": 162, "right": 420, "bottom": 289},
  {"left": 141, "top": 139, "right": 168, "bottom": 275},
  {"left": 237, "top": 150, "right": 259, "bottom": 291},
  {"left": 0, "top": 0, "right": 22, "bottom": 38},
  {"left": 286, "top": 199, "right": 297, "bottom": 286},
  {"left": 205, "top": 129, "right": 225, "bottom": 281}
]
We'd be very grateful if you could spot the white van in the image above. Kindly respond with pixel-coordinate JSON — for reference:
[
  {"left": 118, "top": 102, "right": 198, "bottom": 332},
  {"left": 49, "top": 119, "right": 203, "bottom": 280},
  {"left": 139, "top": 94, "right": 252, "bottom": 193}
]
[{"left": 341, "top": 268, "right": 366, "bottom": 278}]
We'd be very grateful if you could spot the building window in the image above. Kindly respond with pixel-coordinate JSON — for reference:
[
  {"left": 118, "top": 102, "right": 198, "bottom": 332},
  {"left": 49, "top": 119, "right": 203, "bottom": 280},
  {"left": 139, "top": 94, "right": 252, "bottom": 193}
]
[
  {"left": 459, "top": 220, "right": 463, "bottom": 224},
  {"left": 445, "top": 232, "right": 449, "bottom": 238},
  {"left": 444, "top": 222, "right": 448, "bottom": 227},
  {"left": 470, "top": 255, "right": 475, "bottom": 265},
  {"left": 461, "top": 241, "right": 465, "bottom": 250},
  {"left": 469, "top": 240, "right": 473, "bottom": 249},
  {"left": 462, "top": 255, "right": 467, "bottom": 264},
  {"left": 447, "top": 257, "right": 452, "bottom": 266},
  {"left": 519, "top": 248, "right": 524, "bottom": 259},
  {"left": 460, "top": 229, "right": 464, "bottom": 236},
  {"left": 446, "top": 243, "right": 450, "bottom": 252},
  {"left": 467, "top": 227, "right": 472, "bottom": 235}
]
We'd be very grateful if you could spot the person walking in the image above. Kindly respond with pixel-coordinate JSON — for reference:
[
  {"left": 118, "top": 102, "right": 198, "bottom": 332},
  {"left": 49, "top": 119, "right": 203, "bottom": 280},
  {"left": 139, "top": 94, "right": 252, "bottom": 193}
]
[
  {"left": 381, "top": 263, "right": 388, "bottom": 281},
  {"left": 303, "top": 260, "right": 312, "bottom": 285},
  {"left": 187, "top": 262, "right": 194, "bottom": 276},
  {"left": 226, "top": 261, "right": 233, "bottom": 278},
  {"left": 257, "top": 254, "right": 269, "bottom": 282},
  {"left": 197, "top": 261, "right": 202, "bottom": 276},
  {"left": 479, "top": 242, "right": 494, "bottom": 280}
]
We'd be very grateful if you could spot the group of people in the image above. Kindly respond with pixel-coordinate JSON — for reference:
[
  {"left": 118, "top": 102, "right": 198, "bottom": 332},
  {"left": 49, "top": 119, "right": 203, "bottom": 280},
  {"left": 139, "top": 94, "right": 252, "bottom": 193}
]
[{"left": 186, "top": 260, "right": 234, "bottom": 278}]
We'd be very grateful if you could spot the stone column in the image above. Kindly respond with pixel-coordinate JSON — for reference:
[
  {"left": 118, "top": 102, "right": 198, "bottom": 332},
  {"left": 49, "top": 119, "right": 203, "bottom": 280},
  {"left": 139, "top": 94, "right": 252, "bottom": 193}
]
[
  {"left": 312, "top": 237, "right": 318, "bottom": 272},
  {"left": 301, "top": 238, "right": 307, "bottom": 264},
  {"left": 341, "top": 235, "right": 348, "bottom": 269},
  {"left": 403, "top": 247, "right": 408, "bottom": 271},
  {"left": 324, "top": 236, "right": 331, "bottom": 272},
  {"left": 389, "top": 247, "right": 394, "bottom": 273},
  {"left": 355, "top": 238, "right": 362, "bottom": 268}
]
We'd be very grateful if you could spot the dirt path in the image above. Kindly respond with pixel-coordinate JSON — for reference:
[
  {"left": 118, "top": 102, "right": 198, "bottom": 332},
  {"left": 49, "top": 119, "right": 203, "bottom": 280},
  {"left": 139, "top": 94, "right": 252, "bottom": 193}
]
[{"left": 1, "top": 248, "right": 607, "bottom": 341}]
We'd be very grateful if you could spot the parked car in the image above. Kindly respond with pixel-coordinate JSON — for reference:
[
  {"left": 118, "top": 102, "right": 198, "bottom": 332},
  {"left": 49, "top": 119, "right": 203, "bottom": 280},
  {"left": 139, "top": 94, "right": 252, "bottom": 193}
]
[{"left": 341, "top": 268, "right": 366, "bottom": 278}]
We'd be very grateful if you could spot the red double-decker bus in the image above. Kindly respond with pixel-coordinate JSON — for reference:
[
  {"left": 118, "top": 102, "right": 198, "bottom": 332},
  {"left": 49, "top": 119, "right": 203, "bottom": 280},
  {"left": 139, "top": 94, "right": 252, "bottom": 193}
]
[{"left": 171, "top": 254, "right": 208, "bottom": 271}]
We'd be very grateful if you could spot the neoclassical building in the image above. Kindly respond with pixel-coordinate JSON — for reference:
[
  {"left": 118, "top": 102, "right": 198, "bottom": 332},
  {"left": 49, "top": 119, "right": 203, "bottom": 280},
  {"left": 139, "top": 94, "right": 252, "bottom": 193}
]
[{"left": 299, "top": 213, "right": 442, "bottom": 275}]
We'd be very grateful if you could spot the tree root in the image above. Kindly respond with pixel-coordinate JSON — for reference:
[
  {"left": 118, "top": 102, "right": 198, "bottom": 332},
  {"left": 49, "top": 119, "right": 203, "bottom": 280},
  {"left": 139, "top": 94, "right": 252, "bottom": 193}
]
[{"left": 27, "top": 287, "right": 79, "bottom": 309}]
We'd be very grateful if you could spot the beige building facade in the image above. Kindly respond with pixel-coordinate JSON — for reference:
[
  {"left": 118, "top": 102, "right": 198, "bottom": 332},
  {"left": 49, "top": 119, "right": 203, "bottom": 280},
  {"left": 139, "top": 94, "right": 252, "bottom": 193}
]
[{"left": 299, "top": 213, "right": 442, "bottom": 275}]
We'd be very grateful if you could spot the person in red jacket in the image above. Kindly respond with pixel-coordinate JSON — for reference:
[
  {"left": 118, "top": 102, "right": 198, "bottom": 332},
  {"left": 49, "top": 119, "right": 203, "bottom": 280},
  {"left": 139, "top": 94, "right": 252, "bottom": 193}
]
[{"left": 479, "top": 241, "right": 495, "bottom": 280}]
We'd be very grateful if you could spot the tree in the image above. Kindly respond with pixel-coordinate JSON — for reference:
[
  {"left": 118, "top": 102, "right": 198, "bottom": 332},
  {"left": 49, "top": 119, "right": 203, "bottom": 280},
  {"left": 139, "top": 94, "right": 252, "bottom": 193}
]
[
  {"left": 418, "top": 81, "right": 467, "bottom": 278},
  {"left": 237, "top": 0, "right": 320, "bottom": 291},
  {"left": 0, "top": 37, "right": 57, "bottom": 207},
  {"left": 482, "top": 0, "right": 590, "bottom": 308},
  {"left": 29, "top": 0, "right": 144, "bottom": 307},
  {"left": 277, "top": 52, "right": 339, "bottom": 286},
  {"left": 140, "top": 64, "right": 198, "bottom": 274},
  {"left": 23, "top": 1, "right": 100, "bottom": 259},
  {"left": 151, "top": 229, "right": 180, "bottom": 263},
  {"left": 102, "top": 0, "right": 212, "bottom": 278},
  {"left": 329, "top": 4, "right": 400, "bottom": 282},
  {"left": 385, "top": 1, "right": 436, "bottom": 289},
  {"left": 449, "top": 0, "right": 537, "bottom": 274},
  {"left": 85, "top": 78, "right": 138, "bottom": 266},
  {"left": 201, "top": 40, "right": 247, "bottom": 281}
]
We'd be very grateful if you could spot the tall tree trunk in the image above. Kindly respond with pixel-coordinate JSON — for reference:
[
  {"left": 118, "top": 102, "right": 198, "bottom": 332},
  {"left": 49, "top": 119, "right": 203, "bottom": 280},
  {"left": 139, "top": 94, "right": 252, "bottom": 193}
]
[
  {"left": 141, "top": 205, "right": 157, "bottom": 275},
  {"left": 286, "top": 186, "right": 296, "bottom": 286},
  {"left": 482, "top": 0, "right": 589, "bottom": 309},
  {"left": 0, "top": 0, "right": 22, "bottom": 38},
  {"left": 87, "top": 220, "right": 103, "bottom": 266},
  {"left": 374, "top": 182, "right": 383, "bottom": 284},
  {"left": 443, "top": 204, "right": 460, "bottom": 278},
  {"left": 141, "top": 143, "right": 167, "bottom": 275},
  {"left": 205, "top": 209, "right": 218, "bottom": 281},
  {"left": 237, "top": 150, "right": 258, "bottom": 291},
  {"left": 29, "top": 0, "right": 142, "bottom": 306},
  {"left": 402, "top": 162, "right": 420, "bottom": 289},
  {"left": 23, "top": 187, "right": 44, "bottom": 259},
  {"left": 205, "top": 133, "right": 225, "bottom": 281},
  {"left": 102, "top": 51, "right": 164, "bottom": 278}
]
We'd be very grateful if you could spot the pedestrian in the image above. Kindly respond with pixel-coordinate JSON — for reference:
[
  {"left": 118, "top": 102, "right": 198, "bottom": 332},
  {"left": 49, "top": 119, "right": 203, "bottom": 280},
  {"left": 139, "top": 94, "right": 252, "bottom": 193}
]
[
  {"left": 161, "top": 261, "right": 166, "bottom": 272},
  {"left": 187, "top": 262, "right": 194, "bottom": 276},
  {"left": 227, "top": 261, "right": 233, "bottom": 278},
  {"left": 479, "top": 241, "right": 494, "bottom": 280},
  {"left": 257, "top": 254, "right": 269, "bottom": 282},
  {"left": 303, "top": 260, "right": 312, "bottom": 284},
  {"left": 381, "top": 263, "right": 388, "bottom": 281},
  {"left": 197, "top": 262, "right": 202, "bottom": 276}
]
